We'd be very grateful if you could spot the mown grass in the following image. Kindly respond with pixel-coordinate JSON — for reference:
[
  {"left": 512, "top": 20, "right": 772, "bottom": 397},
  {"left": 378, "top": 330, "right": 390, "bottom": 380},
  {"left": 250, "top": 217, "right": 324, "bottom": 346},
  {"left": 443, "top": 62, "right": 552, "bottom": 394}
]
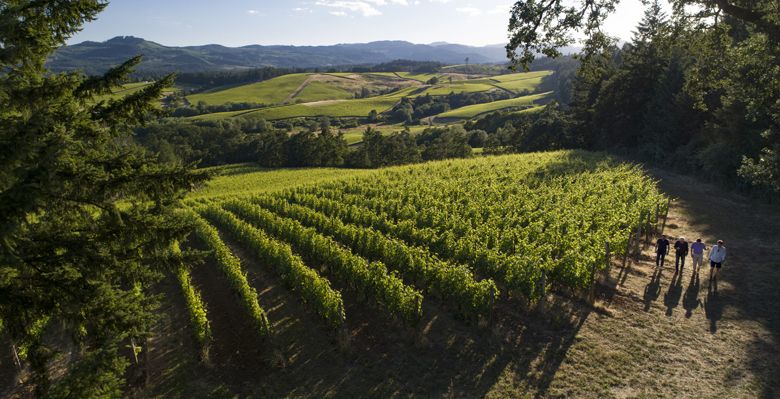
[
  {"left": 435, "top": 92, "right": 553, "bottom": 119},
  {"left": 394, "top": 72, "right": 441, "bottom": 82},
  {"left": 423, "top": 82, "right": 496, "bottom": 96},
  {"left": 491, "top": 70, "right": 553, "bottom": 83},
  {"left": 189, "top": 164, "right": 373, "bottom": 200},
  {"left": 493, "top": 71, "right": 554, "bottom": 93},
  {"left": 236, "top": 87, "right": 420, "bottom": 121},
  {"left": 339, "top": 124, "right": 431, "bottom": 144},
  {"left": 187, "top": 74, "right": 310, "bottom": 106},
  {"left": 294, "top": 81, "right": 354, "bottom": 103}
]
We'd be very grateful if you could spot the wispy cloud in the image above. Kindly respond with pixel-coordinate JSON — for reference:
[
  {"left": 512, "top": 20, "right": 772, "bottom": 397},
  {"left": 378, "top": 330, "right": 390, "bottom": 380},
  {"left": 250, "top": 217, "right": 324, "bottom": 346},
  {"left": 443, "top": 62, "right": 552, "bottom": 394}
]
[
  {"left": 313, "top": 0, "right": 412, "bottom": 17},
  {"left": 455, "top": 6, "right": 482, "bottom": 17},
  {"left": 314, "top": 1, "right": 382, "bottom": 17}
]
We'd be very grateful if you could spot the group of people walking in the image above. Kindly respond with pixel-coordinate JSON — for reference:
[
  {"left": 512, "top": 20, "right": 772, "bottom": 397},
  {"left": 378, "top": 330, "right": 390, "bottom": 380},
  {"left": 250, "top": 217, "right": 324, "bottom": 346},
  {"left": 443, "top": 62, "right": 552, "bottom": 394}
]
[{"left": 655, "top": 235, "right": 727, "bottom": 281}]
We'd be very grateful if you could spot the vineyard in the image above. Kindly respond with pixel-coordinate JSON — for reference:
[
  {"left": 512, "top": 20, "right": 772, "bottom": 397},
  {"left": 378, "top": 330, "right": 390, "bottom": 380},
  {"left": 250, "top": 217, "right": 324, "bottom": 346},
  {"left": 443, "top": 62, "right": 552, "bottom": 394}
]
[{"left": 174, "top": 151, "right": 667, "bottom": 359}]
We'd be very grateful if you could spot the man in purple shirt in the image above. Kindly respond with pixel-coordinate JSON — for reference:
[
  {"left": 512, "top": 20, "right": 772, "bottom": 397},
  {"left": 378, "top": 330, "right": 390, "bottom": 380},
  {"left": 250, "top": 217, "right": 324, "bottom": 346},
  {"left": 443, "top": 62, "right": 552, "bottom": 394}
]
[{"left": 690, "top": 238, "right": 706, "bottom": 271}]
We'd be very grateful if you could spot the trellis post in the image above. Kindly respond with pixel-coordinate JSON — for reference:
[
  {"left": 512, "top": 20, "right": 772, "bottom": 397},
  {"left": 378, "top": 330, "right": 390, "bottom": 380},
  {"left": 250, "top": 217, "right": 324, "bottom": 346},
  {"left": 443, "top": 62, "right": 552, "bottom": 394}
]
[
  {"left": 537, "top": 269, "right": 547, "bottom": 314},
  {"left": 11, "top": 343, "right": 21, "bottom": 370},
  {"left": 660, "top": 198, "right": 671, "bottom": 235}
]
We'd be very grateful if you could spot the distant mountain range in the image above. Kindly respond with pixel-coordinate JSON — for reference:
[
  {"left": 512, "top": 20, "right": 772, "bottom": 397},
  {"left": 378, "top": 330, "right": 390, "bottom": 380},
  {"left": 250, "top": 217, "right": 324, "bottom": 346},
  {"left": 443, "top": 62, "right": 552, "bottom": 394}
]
[{"left": 47, "top": 36, "right": 515, "bottom": 75}]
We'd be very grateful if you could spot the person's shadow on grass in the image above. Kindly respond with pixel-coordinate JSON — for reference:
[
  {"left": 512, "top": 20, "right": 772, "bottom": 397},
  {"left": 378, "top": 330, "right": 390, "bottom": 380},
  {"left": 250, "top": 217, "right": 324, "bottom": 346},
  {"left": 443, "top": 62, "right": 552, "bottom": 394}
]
[
  {"left": 682, "top": 271, "right": 701, "bottom": 318},
  {"left": 704, "top": 279, "right": 723, "bottom": 333},
  {"left": 664, "top": 269, "right": 683, "bottom": 316},
  {"left": 643, "top": 267, "right": 663, "bottom": 311}
]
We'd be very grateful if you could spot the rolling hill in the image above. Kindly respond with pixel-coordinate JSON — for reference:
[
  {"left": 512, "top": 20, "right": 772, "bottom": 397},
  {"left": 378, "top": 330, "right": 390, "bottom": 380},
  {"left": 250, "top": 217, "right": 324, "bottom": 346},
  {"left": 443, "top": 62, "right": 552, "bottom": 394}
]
[
  {"left": 187, "top": 70, "right": 555, "bottom": 122},
  {"left": 48, "top": 36, "right": 509, "bottom": 75}
]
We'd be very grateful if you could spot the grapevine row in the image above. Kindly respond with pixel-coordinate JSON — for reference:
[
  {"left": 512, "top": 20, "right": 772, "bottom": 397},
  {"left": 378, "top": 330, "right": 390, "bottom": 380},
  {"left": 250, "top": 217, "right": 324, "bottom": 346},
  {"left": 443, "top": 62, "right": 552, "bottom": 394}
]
[
  {"left": 250, "top": 196, "right": 498, "bottom": 319},
  {"left": 171, "top": 240, "right": 212, "bottom": 358},
  {"left": 289, "top": 164, "right": 664, "bottom": 298},
  {"left": 199, "top": 205, "right": 346, "bottom": 330},
  {"left": 222, "top": 199, "right": 423, "bottom": 325},
  {"left": 187, "top": 208, "right": 271, "bottom": 337},
  {"left": 289, "top": 188, "right": 542, "bottom": 298}
]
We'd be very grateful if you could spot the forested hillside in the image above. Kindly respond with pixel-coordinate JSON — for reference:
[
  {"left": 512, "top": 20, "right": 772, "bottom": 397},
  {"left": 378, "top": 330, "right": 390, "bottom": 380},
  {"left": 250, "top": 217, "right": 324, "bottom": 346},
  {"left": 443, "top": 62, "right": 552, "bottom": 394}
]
[{"left": 47, "top": 36, "right": 507, "bottom": 75}]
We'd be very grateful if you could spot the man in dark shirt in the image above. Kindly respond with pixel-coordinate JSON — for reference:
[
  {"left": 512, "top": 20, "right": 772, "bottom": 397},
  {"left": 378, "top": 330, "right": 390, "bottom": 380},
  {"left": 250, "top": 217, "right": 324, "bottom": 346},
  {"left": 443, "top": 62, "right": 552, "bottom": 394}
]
[
  {"left": 656, "top": 235, "right": 670, "bottom": 268},
  {"left": 674, "top": 237, "right": 689, "bottom": 271}
]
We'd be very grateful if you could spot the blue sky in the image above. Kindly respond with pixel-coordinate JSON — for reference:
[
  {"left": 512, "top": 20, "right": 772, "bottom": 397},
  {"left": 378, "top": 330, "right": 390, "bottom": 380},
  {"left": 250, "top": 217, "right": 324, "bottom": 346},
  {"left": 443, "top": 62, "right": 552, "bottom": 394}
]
[{"left": 69, "top": 0, "right": 656, "bottom": 47}]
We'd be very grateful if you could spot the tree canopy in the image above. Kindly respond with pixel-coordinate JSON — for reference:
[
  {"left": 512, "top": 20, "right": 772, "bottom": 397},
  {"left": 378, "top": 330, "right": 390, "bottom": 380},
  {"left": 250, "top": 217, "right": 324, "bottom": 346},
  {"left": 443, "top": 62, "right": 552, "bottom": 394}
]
[
  {"left": 507, "top": 0, "right": 780, "bottom": 195},
  {"left": 0, "top": 1, "right": 206, "bottom": 396}
]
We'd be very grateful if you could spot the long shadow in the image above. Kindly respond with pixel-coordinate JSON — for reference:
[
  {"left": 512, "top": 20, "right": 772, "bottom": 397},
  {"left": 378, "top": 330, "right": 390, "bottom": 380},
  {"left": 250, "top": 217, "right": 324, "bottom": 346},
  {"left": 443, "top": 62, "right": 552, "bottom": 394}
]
[
  {"left": 704, "top": 279, "right": 723, "bottom": 334},
  {"left": 643, "top": 267, "right": 663, "bottom": 311},
  {"left": 161, "top": 222, "right": 593, "bottom": 398},
  {"left": 663, "top": 269, "right": 684, "bottom": 316},
  {"left": 682, "top": 271, "right": 701, "bottom": 318},
  {"left": 645, "top": 167, "right": 780, "bottom": 396}
]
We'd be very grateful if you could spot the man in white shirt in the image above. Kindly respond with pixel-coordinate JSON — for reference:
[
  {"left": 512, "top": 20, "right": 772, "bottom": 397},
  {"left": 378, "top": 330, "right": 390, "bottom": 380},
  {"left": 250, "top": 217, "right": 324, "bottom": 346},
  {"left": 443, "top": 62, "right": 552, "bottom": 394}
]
[{"left": 709, "top": 240, "right": 727, "bottom": 281}]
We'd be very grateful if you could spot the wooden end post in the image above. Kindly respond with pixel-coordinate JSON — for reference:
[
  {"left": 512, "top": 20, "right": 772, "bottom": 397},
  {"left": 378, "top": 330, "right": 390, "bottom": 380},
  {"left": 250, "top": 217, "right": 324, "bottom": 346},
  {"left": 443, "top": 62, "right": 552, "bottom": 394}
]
[
  {"left": 537, "top": 270, "right": 547, "bottom": 314},
  {"left": 622, "top": 228, "right": 632, "bottom": 268},
  {"left": 660, "top": 198, "right": 671, "bottom": 235},
  {"left": 11, "top": 343, "right": 21, "bottom": 370}
]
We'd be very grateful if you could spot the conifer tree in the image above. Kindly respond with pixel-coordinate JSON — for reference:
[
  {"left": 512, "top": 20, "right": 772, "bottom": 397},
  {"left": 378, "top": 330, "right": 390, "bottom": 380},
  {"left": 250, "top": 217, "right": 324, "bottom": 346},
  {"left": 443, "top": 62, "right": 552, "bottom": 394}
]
[{"left": 0, "top": 1, "right": 207, "bottom": 396}]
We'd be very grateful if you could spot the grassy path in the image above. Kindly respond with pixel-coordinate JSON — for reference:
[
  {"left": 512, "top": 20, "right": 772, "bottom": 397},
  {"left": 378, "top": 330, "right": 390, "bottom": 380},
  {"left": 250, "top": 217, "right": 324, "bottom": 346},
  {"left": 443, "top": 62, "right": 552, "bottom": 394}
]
[
  {"left": 537, "top": 170, "right": 780, "bottom": 398},
  {"left": 284, "top": 75, "right": 314, "bottom": 104}
]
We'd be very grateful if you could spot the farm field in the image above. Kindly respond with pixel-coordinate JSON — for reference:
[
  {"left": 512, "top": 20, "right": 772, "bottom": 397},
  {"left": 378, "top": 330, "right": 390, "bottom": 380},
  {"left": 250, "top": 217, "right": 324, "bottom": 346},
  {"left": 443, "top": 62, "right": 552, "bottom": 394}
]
[
  {"left": 294, "top": 81, "right": 354, "bottom": 103},
  {"left": 230, "top": 87, "right": 423, "bottom": 120},
  {"left": 184, "top": 70, "right": 554, "bottom": 121},
  {"left": 187, "top": 74, "right": 309, "bottom": 106},
  {"left": 435, "top": 91, "right": 553, "bottom": 120},
  {"left": 140, "top": 150, "right": 729, "bottom": 398},
  {"left": 136, "top": 152, "right": 780, "bottom": 398},
  {"left": 422, "top": 82, "right": 496, "bottom": 95},
  {"left": 493, "top": 70, "right": 554, "bottom": 92},
  {"left": 339, "top": 123, "right": 431, "bottom": 144},
  {"left": 189, "top": 164, "right": 373, "bottom": 200}
]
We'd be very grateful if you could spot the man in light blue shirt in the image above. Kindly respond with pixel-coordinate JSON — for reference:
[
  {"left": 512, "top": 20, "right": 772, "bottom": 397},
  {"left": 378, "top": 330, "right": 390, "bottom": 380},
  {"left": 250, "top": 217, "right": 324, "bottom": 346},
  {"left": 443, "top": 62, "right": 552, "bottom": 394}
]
[{"left": 709, "top": 240, "right": 727, "bottom": 281}]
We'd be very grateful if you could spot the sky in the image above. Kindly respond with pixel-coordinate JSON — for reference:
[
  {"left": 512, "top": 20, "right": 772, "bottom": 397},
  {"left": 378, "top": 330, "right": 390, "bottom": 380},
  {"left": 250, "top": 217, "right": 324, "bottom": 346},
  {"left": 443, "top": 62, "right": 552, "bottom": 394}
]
[{"left": 68, "top": 0, "right": 658, "bottom": 48}]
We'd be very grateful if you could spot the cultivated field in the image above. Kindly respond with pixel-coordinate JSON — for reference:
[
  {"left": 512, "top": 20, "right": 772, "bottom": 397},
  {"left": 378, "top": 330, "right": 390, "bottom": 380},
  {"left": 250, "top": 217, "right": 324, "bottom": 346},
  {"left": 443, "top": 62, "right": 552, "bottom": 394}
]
[
  {"left": 339, "top": 124, "right": 430, "bottom": 144},
  {"left": 185, "top": 70, "right": 554, "bottom": 122},
  {"left": 187, "top": 74, "right": 310, "bottom": 106},
  {"left": 189, "top": 164, "right": 373, "bottom": 200},
  {"left": 135, "top": 151, "right": 746, "bottom": 398},
  {"left": 435, "top": 91, "right": 553, "bottom": 120}
]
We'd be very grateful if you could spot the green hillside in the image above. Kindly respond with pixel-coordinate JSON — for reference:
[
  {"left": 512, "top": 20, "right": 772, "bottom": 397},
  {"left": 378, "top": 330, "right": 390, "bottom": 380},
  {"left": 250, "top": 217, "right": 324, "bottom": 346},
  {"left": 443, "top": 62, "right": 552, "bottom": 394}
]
[
  {"left": 184, "top": 70, "right": 553, "bottom": 125},
  {"left": 189, "top": 164, "right": 373, "bottom": 200},
  {"left": 294, "top": 81, "right": 354, "bottom": 102},
  {"left": 435, "top": 91, "right": 553, "bottom": 119},
  {"left": 423, "top": 82, "right": 496, "bottom": 95},
  {"left": 187, "top": 74, "right": 310, "bottom": 106},
  {"left": 202, "top": 87, "right": 420, "bottom": 121}
]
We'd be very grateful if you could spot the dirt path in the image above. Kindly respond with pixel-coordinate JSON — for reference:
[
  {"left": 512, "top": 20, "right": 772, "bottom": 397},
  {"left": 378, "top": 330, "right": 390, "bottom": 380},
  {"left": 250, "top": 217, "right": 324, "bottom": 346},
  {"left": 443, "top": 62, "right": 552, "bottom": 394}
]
[
  {"left": 538, "top": 170, "right": 780, "bottom": 398},
  {"left": 284, "top": 75, "right": 315, "bottom": 104}
]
